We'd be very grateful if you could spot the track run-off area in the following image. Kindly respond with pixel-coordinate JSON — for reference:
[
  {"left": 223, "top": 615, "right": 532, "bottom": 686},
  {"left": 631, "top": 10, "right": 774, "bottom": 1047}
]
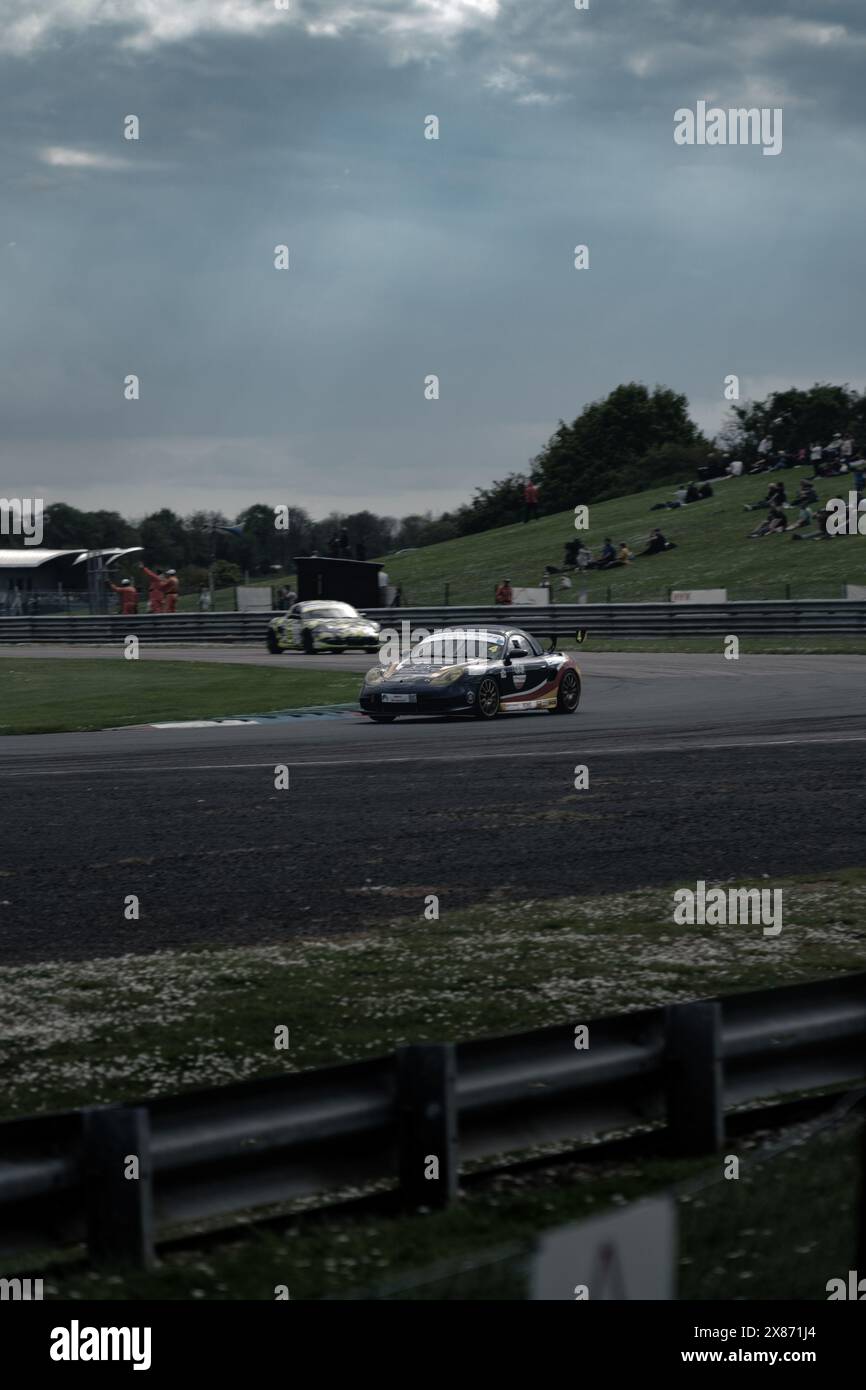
[{"left": 1, "top": 651, "right": 865, "bottom": 964}]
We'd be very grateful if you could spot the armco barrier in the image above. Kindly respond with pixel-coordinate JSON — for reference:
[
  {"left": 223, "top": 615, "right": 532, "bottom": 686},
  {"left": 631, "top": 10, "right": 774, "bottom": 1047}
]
[
  {"left": 1, "top": 971, "right": 864, "bottom": 1268},
  {"left": 1, "top": 599, "right": 866, "bottom": 645}
]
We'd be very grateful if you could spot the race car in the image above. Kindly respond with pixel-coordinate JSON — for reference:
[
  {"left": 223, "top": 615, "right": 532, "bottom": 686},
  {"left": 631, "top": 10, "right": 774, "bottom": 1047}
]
[
  {"left": 266, "top": 600, "right": 381, "bottom": 655},
  {"left": 359, "top": 626, "right": 584, "bottom": 722}
]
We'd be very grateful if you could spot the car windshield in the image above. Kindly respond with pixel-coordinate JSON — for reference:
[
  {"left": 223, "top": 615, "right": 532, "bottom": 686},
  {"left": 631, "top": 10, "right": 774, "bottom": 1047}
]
[
  {"left": 409, "top": 632, "right": 505, "bottom": 665},
  {"left": 303, "top": 603, "right": 357, "bottom": 619}
]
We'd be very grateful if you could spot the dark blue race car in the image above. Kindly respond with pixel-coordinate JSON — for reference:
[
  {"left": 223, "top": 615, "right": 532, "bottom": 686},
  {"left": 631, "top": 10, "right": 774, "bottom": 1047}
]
[{"left": 359, "top": 626, "right": 584, "bottom": 722}]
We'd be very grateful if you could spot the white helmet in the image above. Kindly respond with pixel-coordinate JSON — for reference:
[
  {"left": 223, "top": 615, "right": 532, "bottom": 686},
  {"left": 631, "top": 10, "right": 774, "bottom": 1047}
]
[{"left": 166, "top": 569, "right": 177, "bottom": 576}]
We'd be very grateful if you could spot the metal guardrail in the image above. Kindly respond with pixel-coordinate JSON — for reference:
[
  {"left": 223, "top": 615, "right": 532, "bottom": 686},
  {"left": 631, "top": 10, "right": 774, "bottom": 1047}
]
[
  {"left": 366, "top": 600, "right": 866, "bottom": 638},
  {"left": 1, "top": 600, "right": 865, "bottom": 645},
  {"left": 2, "top": 971, "right": 865, "bottom": 1268}
]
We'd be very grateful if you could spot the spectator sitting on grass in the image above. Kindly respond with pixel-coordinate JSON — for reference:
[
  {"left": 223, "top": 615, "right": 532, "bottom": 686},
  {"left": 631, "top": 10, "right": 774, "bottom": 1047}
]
[
  {"left": 617, "top": 541, "right": 633, "bottom": 565},
  {"left": 748, "top": 504, "right": 787, "bottom": 538},
  {"left": 637, "top": 528, "right": 676, "bottom": 557},
  {"left": 597, "top": 537, "right": 618, "bottom": 569},
  {"left": 792, "top": 505, "right": 833, "bottom": 541},
  {"left": 789, "top": 504, "right": 814, "bottom": 532},
  {"left": 796, "top": 479, "right": 819, "bottom": 506},
  {"left": 495, "top": 578, "right": 513, "bottom": 605},
  {"left": 744, "top": 480, "right": 786, "bottom": 512},
  {"left": 650, "top": 490, "right": 682, "bottom": 511}
]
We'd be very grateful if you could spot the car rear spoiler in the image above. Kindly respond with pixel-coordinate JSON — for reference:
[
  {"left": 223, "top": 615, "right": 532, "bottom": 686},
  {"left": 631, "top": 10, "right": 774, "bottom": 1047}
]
[{"left": 547, "top": 629, "right": 588, "bottom": 652}]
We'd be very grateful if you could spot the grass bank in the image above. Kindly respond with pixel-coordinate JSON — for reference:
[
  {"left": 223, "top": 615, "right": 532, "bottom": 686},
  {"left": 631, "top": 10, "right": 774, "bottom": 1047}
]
[{"left": 383, "top": 468, "right": 863, "bottom": 605}]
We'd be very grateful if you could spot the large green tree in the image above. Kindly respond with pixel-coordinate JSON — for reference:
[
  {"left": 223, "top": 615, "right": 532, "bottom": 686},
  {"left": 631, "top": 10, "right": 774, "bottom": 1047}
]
[
  {"left": 139, "top": 508, "right": 187, "bottom": 568},
  {"left": 534, "top": 383, "right": 707, "bottom": 512}
]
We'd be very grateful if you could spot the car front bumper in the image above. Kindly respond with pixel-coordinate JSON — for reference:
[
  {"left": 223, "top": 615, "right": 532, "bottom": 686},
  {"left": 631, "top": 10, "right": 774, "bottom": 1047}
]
[
  {"left": 317, "top": 632, "right": 379, "bottom": 647},
  {"left": 360, "top": 685, "right": 474, "bottom": 716}
]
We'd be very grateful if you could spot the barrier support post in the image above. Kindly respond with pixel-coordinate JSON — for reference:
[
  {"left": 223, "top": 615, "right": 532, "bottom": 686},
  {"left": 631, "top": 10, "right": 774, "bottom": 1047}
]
[
  {"left": 664, "top": 1002, "right": 724, "bottom": 1155},
  {"left": 82, "top": 1105, "right": 155, "bottom": 1269},
  {"left": 396, "top": 1043, "right": 458, "bottom": 1210}
]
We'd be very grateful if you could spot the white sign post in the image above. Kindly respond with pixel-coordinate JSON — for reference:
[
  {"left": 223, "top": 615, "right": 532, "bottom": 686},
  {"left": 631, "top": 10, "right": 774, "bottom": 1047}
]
[{"left": 530, "top": 1197, "right": 676, "bottom": 1300}]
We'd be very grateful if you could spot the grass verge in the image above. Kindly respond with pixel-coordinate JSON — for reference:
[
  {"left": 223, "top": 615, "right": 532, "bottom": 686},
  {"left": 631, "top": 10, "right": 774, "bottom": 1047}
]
[
  {"left": 3, "top": 870, "right": 866, "bottom": 1120},
  {"left": 0, "top": 659, "right": 363, "bottom": 734}
]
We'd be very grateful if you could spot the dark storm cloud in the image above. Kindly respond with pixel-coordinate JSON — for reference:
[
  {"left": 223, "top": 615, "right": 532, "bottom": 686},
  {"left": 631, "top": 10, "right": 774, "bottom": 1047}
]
[{"left": 1, "top": 0, "right": 864, "bottom": 516}]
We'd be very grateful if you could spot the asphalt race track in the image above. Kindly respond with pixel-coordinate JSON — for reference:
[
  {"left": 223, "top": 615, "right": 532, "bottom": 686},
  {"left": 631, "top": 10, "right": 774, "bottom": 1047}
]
[{"left": 1, "top": 653, "right": 865, "bottom": 964}]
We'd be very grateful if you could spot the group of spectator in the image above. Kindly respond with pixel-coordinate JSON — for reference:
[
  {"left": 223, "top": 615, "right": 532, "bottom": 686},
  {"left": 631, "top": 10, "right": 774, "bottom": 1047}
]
[
  {"left": 494, "top": 526, "right": 677, "bottom": 600},
  {"left": 724, "top": 432, "right": 864, "bottom": 480},
  {"left": 743, "top": 466, "right": 865, "bottom": 541},
  {"left": 560, "top": 531, "right": 676, "bottom": 570},
  {"left": 650, "top": 481, "right": 714, "bottom": 511}
]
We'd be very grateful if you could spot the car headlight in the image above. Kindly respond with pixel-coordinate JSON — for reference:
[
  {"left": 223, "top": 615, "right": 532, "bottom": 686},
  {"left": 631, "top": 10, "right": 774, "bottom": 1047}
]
[
  {"left": 365, "top": 667, "right": 385, "bottom": 685},
  {"left": 429, "top": 665, "right": 466, "bottom": 686}
]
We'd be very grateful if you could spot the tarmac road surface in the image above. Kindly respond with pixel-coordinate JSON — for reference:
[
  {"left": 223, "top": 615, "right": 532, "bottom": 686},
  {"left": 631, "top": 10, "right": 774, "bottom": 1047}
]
[{"left": 1, "top": 653, "right": 864, "bottom": 964}]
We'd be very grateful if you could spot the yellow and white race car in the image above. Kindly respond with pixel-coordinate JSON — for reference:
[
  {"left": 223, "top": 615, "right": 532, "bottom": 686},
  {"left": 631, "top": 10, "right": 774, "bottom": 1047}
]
[{"left": 266, "top": 600, "right": 381, "bottom": 655}]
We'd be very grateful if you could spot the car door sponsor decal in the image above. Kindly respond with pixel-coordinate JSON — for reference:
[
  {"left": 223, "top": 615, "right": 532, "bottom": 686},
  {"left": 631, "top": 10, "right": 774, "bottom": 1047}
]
[{"left": 512, "top": 661, "right": 527, "bottom": 690}]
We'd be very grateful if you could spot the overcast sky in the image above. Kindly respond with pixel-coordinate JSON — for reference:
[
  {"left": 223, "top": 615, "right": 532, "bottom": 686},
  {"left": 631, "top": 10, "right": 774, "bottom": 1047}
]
[{"left": 2, "top": 0, "right": 864, "bottom": 521}]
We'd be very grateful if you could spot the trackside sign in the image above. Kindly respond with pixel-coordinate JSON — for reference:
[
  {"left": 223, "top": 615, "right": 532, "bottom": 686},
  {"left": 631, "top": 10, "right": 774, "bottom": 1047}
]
[
  {"left": 530, "top": 1197, "right": 676, "bottom": 1300},
  {"left": 670, "top": 589, "right": 727, "bottom": 604}
]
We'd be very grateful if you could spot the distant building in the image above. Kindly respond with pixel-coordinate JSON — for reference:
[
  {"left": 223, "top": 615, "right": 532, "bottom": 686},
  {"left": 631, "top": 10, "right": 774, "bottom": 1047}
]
[{"left": 0, "top": 547, "right": 142, "bottom": 612}]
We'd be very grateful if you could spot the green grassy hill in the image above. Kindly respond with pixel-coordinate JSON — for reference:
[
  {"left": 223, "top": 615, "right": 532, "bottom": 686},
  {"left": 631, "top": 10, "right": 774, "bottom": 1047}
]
[
  {"left": 173, "top": 467, "right": 862, "bottom": 612},
  {"left": 382, "top": 468, "right": 864, "bottom": 605}
]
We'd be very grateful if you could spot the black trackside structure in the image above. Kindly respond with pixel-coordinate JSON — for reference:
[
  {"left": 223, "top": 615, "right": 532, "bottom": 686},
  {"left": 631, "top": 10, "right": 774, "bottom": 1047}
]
[{"left": 295, "top": 555, "right": 382, "bottom": 607}]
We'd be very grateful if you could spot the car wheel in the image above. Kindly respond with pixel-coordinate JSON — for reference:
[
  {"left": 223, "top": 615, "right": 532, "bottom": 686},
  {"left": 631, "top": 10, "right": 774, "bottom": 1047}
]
[
  {"left": 368, "top": 714, "right": 396, "bottom": 723},
  {"left": 266, "top": 630, "right": 280, "bottom": 654},
  {"left": 474, "top": 676, "right": 501, "bottom": 720},
  {"left": 365, "top": 647, "right": 379, "bottom": 654},
  {"left": 330, "top": 648, "right": 344, "bottom": 655},
  {"left": 553, "top": 669, "right": 581, "bottom": 713},
  {"left": 302, "top": 630, "right": 315, "bottom": 654}
]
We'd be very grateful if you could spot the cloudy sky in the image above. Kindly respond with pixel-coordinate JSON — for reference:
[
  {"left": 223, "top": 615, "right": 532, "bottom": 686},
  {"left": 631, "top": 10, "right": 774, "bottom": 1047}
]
[{"left": 2, "top": 0, "right": 864, "bottom": 521}]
